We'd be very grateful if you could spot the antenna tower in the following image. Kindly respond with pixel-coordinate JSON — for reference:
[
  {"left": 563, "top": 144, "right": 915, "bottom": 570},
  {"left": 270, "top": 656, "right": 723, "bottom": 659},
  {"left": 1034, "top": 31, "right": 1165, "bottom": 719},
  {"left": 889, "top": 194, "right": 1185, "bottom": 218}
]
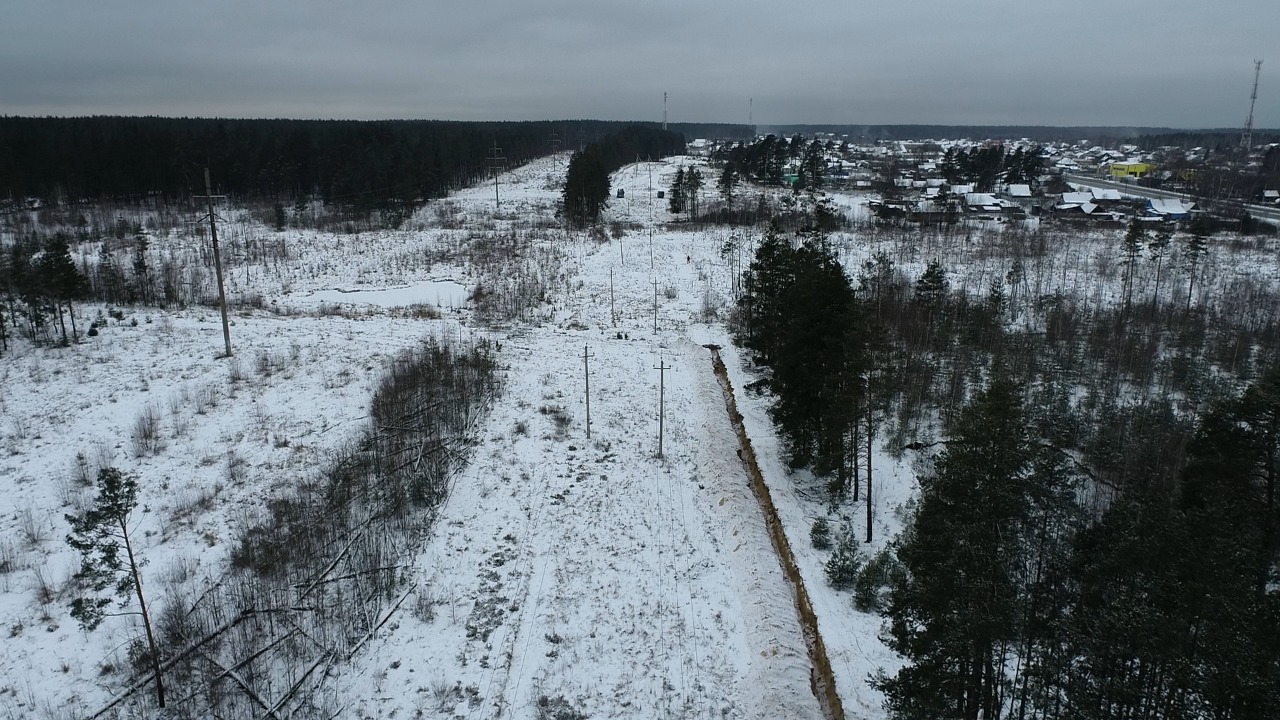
[
  {"left": 663, "top": 91, "right": 668, "bottom": 130},
  {"left": 1242, "top": 60, "right": 1263, "bottom": 150}
]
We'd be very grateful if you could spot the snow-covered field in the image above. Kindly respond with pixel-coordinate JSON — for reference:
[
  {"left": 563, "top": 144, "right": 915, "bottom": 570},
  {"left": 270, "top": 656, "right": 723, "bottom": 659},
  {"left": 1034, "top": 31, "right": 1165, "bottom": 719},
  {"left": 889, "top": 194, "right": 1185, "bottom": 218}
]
[
  {"left": 8, "top": 153, "right": 1275, "bottom": 719},
  {"left": 1, "top": 156, "right": 919, "bottom": 720}
]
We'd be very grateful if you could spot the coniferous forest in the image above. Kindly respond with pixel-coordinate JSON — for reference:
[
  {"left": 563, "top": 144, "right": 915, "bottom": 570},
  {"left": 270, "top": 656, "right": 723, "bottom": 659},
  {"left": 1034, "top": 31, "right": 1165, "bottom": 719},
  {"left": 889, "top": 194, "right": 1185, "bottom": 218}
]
[
  {"left": 0, "top": 117, "right": 736, "bottom": 212},
  {"left": 733, "top": 207, "right": 1280, "bottom": 720},
  {"left": 561, "top": 125, "right": 685, "bottom": 225}
]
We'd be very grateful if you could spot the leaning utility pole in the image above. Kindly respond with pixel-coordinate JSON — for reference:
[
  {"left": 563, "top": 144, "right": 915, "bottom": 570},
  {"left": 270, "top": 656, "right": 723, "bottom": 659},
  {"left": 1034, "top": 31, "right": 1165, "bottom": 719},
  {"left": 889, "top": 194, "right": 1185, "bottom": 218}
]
[
  {"left": 654, "top": 355, "right": 670, "bottom": 458},
  {"left": 582, "top": 345, "right": 595, "bottom": 439},
  {"left": 197, "top": 168, "right": 233, "bottom": 357},
  {"left": 1242, "top": 60, "right": 1263, "bottom": 150}
]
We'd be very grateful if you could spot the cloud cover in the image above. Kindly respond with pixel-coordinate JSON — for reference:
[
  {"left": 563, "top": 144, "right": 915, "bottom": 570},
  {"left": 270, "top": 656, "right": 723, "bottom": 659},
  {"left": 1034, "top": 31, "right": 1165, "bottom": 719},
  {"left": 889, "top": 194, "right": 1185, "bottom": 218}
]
[{"left": 2, "top": 0, "right": 1276, "bottom": 128}]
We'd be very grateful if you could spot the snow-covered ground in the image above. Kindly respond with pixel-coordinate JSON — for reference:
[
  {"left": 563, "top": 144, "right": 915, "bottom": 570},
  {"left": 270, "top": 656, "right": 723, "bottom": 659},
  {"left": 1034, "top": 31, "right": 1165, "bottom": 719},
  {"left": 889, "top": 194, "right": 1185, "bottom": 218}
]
[
  {"left": 2, "top": 155, "right": 907, "bottom": 720},
  {"left": 10, "top": 152, "right": 1273, "bottom": 719}
]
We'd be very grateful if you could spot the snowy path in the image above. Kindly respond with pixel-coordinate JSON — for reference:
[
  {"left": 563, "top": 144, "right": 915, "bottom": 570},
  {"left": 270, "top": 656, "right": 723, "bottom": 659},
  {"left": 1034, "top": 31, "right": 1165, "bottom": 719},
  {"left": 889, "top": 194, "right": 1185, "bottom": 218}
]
[
  {"left": 345, "top": 328, "right": 823, "bottom": 719},
  {"left": 339, "top": 160, "right": 824, "bottom": 718}
]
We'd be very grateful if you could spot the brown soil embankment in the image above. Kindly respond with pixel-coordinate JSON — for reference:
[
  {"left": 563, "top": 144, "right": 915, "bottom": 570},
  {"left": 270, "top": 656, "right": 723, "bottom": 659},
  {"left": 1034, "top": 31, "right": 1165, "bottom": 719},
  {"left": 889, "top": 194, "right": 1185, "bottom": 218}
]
[{"left": 707, "top": 345, "right": 845, "bottom": 720}]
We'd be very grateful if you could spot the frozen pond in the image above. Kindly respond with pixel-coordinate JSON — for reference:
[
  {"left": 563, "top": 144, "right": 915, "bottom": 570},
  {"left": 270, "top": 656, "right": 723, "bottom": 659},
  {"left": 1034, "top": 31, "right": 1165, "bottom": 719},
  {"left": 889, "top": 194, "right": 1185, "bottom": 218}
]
[{"left": 293, "top": 279, "right": 469, "bottom": 309}]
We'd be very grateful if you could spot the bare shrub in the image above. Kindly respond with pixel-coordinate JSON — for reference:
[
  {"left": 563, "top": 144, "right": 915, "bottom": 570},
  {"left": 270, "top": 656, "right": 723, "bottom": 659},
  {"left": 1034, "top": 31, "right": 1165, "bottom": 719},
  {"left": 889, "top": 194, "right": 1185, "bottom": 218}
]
[
  {"left": 194, "top": 383, "right": 220, "bottom": 414},
  {"left": 160, "top": 553, "right": 199, "bottom": 588},
  {"left": 402, "top": 303, "right": 442, "bottom": 320},
  {"left": 131, "top": 405, "right": 164, "bottom": 457},
  {"left": 168, "top": 392, "right": 190, "bottom": 437},
  {"left": 9, "top": 416, "right": 28, "bottom": 441},
  {"left": 170, "top": 484, "right": 220, "bottom": 526},
  {"left": 413, "top": 588, "right": 440, "bottom": 623},
  {"left": 31, "top": 564, "right": 56, "bottom": 605},
  {"left": 56, "top": 473, "right": 87, "bottom": 511},
  {"left": 72, "top": 452, "right": 92, "bottom": 487},
  {"left": 227, "top": 357, "right": 244, "bottom": 384},
  {"left": 432, "top": 677, "right": 462, "bottom": 712},
  {"left": 0, "top": 538, "right": 20, "bottom": 575},
  {"left": 226, "top": 451, "right": 247, "bottom": 485},
  {"left": 254, "top": 349, "right": 285, "bottom": 378},
  {"left": 538, "top": 404, "right": 571, "bottom": 440},
  {"left": 18, "top": 504, "right": 46, "bottom": 547}
]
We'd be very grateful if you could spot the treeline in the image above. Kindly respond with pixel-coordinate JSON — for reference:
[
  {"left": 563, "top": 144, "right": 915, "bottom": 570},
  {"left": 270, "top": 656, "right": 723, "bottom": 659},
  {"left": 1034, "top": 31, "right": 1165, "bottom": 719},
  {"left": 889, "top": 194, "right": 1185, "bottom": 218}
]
[
  {"left": 0, "top": 116, "right": 696, "bottom": 212},
  {"left": 714, "top": 134, "right": 832, "bottom": 189},
  {"left": 878, "top": 368, "right": 1279, "bottom": 720},
  {"left": 734, "top": 221, "right": 1280, "bottom": 718},
  {"left": 938, "top": 144, "right": 1045, "bottom": 190},
  {"left": 758, "top": 125, "right": 1186, "bottom": 143},
  {"left": 561, "top": 125, "right": 684, "bottom": 225},
  {"left": 1137, "top": 131, "right": 1280, "bottom": 151},
  {"left": 0, "top": 233, "right": 88, "bottom": 352},
  {"left": 1, "top": 226, "right": 209, "bottom": 354}
]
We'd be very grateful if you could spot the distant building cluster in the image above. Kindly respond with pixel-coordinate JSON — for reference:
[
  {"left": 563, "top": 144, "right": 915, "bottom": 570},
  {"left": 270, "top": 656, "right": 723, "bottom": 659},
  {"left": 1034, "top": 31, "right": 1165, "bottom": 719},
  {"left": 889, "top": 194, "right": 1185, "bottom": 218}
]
[{"left": 699, "top": 132, "right": 1280, "bottom": 231}]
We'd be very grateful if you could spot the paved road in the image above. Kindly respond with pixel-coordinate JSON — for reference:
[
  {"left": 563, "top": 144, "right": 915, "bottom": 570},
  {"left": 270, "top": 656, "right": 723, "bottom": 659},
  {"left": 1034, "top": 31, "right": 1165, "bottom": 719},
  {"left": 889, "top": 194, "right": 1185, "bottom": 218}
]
[{"left": 1063, "top": 173, "right": 1280, "bottom": 226}]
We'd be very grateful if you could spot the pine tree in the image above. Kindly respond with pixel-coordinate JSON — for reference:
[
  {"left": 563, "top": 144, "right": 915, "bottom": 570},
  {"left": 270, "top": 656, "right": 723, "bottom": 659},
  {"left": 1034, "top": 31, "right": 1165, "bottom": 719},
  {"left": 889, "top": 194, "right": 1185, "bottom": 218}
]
[
  {"left": 66, "top": 467, "right": 166, "bottom": 708},
  {"left": 877, "top": 378, "right": 1046, "bottom": 720},
  {"left": 668, "top": 166, "right": 686, "bottom": 215},
  {"left": 718, "top": 162, "right": 739, "bottom": 204},
  {"left": 1148, "top": 225, "right": 1172, "bottom": 309},
  {"left": 914, "top": 260, "right": 949, "bottom": 312},
  {"left": 38, "top": 234, "right": 88, "bottom": 343},
  {"left": 562, "top": 149, "right": 610, "bottom": 226},
  {"left": 1121, "top": 218, "right": 1145, "bottom": 318},
  {"left": 683, "top": 167, "right": 704, "bottom": 218},
  {"left": 132, "top": 231, "right": 153, "bottom": 306},
  {"left": 802, "top": 140, "right": 826, "bottom": 191},
  {"left": 1184, "top": 215, "right": 1210, "bottom": 313}
]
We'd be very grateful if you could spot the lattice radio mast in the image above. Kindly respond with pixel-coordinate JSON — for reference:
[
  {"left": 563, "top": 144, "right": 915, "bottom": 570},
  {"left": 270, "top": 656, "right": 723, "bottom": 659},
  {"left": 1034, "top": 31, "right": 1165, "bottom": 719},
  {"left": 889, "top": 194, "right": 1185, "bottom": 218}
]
[
  {"left": 1242, "top": 60, "right": 1263, "bottom": 150},
  {"left": 663, "top": 91, "right": 668, "bottom": 131}
]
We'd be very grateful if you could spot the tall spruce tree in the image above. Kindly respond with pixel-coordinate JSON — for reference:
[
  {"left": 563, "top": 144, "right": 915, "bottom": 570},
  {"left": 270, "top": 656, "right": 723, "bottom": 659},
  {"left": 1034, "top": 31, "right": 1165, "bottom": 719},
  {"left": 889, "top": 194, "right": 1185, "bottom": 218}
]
[
  {"left": 1184, "top": 215, "right": 1210, "bottom": 313},
  {"left": 1121, "top": 217, "right": 1145, "bottom": 319},
  {"left": 668, "top": 166, "right": 686, "bottom": 215},
  {"left": 38, "top": 233, "right": 88, "bottom": 343},
  {"left": 878, "top": 378, "right": 1051, "bottom": 720}
]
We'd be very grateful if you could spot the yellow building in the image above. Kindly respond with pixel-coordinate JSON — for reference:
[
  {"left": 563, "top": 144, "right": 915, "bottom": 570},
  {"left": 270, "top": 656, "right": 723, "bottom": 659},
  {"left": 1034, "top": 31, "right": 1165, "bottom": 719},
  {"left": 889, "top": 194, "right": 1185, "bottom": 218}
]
[{"left": 1108, "top": 162, "right": 1152, "bottom": 179}]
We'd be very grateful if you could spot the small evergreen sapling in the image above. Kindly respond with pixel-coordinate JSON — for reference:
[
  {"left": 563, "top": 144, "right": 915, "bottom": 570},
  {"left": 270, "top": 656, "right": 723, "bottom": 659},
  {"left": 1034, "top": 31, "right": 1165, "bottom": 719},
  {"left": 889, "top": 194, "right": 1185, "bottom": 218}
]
[
  {"left": 810, "top": 516, "right": 832, "bottom": 550},
  {"left": 824, "top": 524, "right": 863, "bottom": 590},
  {"left": 65, "top": 467, "right": 166, "bottom": 708}
]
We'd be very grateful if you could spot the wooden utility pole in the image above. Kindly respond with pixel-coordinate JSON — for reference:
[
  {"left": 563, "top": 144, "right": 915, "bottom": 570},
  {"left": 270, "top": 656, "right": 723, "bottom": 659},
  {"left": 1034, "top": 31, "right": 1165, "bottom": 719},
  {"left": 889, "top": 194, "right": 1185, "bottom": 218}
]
[
  {"left": 582, "top": 345, "right": 595, "bottom": 439},
  {"left": 610, "top": 268, "right": 616, "bottom": 327},
  {"left": 652, "top": 279, "right": 659, "bottom": 334},
  {"left": 648, "top": 161, "right": 654, "bottom": 269},
  {"left": 199, "top": 168, "right": 233, "bottom": 357},
  {"left": 654, "top": 355, "right": 670, "bottom": 458},
  {"left": 487, "top": 141, "right": 506, "bottom": 210}
]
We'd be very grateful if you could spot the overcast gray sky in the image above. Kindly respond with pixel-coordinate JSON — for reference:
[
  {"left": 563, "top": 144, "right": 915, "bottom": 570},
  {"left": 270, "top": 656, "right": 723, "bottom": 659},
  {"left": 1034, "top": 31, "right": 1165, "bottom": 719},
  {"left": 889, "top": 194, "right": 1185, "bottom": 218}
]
[{"left": 2, "top": 0, "right": 1276, "bottom": 128}]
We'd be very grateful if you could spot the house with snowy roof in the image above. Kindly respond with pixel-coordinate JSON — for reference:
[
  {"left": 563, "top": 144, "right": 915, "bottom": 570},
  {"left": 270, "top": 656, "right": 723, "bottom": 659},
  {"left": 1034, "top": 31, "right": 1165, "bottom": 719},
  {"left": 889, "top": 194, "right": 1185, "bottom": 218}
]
[{"left": 1146, "top": 198, "right": 1194, "bottom": 219}]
